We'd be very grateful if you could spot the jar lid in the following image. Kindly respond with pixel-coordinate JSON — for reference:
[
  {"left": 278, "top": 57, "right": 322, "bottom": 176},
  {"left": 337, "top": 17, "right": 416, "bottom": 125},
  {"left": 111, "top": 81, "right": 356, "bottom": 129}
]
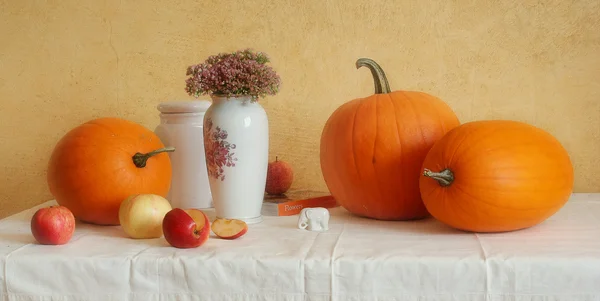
[{"left": 157, "top": 100, "right": 211, "bottom": 113}]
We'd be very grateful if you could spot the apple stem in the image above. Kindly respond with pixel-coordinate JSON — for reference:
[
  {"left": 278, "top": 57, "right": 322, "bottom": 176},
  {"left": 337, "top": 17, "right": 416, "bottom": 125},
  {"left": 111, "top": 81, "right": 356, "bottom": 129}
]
[
  {"left": 132, "top": 147, "right": 175, "bottom": 168},
  {"left": 275, "top": 156, "right": 278, "bottom": 162}
]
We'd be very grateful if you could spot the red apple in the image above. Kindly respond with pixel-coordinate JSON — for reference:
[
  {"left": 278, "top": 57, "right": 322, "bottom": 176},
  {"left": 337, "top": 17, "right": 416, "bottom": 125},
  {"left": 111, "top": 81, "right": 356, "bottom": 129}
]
[
  {"left": 265, "top": 156, "right": 294, "bottom": 195},
  {"left": 162, "top": 208, "right": 210, "bottom": 248},
  {"left": 30, "top": 205, "right": 76, "bottom": 245},
  {"left": 211, "top": 218, "right": 248, "bottom": 239}
]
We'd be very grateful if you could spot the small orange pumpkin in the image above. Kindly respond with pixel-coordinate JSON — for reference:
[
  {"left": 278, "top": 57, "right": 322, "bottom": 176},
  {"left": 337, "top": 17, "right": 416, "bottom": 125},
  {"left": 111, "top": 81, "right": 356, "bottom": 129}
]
[
  {"left": 47, "top": 117, "right": 174, "bottom": 225},
  {"left": 420, "top": 120, "right": 574, "bottom": 232},
  {"left": 319, "top": 58, "right": 460, "bottom": 220}
]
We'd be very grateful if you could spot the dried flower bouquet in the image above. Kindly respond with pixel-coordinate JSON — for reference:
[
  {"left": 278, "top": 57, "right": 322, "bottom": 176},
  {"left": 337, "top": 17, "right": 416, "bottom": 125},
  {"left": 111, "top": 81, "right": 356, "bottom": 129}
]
[{"left": 185, "top": 48, "right": 281, "bottom": 101}]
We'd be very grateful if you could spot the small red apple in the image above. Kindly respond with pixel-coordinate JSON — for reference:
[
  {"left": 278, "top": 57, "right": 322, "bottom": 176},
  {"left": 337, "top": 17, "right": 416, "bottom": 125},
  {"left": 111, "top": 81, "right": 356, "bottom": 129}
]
[
  {"left": 265, "top": 156, "right": 294, "bottom": 195},
  {"left": 211, "top": 218, "right": 248, "bottom": 239},
  {"left": 162, "top": 208, "right": 210, "bottom": 248},
  {"left": 30, "top": 205, "right": 76, "bottom": 245}
]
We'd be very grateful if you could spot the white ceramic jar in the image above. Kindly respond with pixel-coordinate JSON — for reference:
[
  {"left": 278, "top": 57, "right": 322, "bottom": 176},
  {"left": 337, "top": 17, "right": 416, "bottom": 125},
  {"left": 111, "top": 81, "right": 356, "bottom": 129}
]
[
  {"left": 204, "top": 95, "right": 269, "bottom": 224},
  {"left": 154, "top": 100, "right": 213, "bottom": 210}
]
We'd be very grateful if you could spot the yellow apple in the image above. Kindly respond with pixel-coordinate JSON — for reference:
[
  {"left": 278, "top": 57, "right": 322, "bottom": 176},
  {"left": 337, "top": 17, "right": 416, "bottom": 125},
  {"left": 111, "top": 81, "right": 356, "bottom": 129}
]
[{"left": 119, "top": 194, "right": 173, "bottom": 239}]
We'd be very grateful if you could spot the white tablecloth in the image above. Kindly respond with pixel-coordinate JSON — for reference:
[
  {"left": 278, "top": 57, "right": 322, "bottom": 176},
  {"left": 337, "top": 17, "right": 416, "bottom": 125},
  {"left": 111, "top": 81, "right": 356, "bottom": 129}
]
[{"left": 1, "top": 193, "right": 600, "bottom": 301}]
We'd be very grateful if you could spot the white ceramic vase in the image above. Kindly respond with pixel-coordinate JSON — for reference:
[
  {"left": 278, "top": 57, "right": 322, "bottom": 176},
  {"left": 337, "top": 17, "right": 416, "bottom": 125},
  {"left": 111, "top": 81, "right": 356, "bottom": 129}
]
[
  {"left": 154, "top": 100, "right": 213, "bottom": 210},
  {"left": 203, "top": 94, "right": 269, "bottom": 224}
]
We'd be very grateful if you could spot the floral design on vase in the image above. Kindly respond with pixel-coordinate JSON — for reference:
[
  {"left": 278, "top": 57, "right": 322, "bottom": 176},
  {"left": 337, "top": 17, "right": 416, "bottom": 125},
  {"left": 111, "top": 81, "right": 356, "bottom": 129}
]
[{"left": 204, "top": 118, "right": 237, "bottom": 181}]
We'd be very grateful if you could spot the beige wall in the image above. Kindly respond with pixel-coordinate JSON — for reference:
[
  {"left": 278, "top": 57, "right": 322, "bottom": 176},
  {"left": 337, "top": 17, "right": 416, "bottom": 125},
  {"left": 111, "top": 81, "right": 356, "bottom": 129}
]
[{"left": 1, "top": 0, "right": 599, "bottom": 218}]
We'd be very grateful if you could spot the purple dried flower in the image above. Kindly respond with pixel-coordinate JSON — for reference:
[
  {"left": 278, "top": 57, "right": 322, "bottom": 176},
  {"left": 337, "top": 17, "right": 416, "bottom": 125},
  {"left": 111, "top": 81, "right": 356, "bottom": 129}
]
[{"left": 185, "top": 48, "right": 281, "bottom": 101}]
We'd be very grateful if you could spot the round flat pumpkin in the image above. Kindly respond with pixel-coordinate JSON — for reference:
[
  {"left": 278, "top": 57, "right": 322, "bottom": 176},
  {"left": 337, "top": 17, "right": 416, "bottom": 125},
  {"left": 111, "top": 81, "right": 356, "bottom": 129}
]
[
  {"left": 47, "top": 117, "right": 174, "bottom": 225},
  {"left": 420, "top": 120, "right": 574, "bottom": 232},
  {"left": 319, "top": 58, "right": 460, "bottom": 220}
]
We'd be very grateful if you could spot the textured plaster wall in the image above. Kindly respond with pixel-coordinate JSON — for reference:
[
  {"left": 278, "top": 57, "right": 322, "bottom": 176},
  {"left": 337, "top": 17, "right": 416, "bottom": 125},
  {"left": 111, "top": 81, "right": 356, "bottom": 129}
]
[{"left": 0, "top": 0, "right": 599, "bottom": 218}]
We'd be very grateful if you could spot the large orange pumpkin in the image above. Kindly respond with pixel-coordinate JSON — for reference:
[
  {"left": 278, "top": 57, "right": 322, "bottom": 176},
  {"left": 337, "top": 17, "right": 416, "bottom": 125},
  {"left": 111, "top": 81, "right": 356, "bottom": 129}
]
[
  {"left": 319, "top": 58, "right": 460, "bottom": 220},
  {"left": 419, "top": 120, "right": 574, "bottom": 232},
  {"left": 47, "top": 117, "right": 174, "bottom": 225}
]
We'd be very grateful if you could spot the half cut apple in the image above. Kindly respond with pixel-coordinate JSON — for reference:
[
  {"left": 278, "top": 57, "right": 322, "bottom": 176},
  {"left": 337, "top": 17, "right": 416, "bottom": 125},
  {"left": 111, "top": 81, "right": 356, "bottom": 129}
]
[{"left": 162, "top": 208, "right": 210, "bottom": 248}]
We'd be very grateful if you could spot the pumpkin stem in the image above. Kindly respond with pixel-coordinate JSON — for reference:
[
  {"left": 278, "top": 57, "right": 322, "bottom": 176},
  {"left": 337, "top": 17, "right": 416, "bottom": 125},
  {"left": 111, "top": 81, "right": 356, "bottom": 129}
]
[
  {"left": 355, "top": 58, "right": 391, "bottom": 94},
  {"left": 132, "top": 147, "right": 175, "bottom": 168},
  {"left": 423, "top": 168, "right": 455, "bottom": 187}
]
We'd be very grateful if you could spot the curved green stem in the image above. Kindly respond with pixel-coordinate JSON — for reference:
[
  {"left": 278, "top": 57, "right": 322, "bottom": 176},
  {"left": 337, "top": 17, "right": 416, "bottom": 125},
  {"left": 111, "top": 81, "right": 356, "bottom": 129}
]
[
  {"left": 423, "top": 168, "right": 455, "bottom": 187},
  {"left": 355, "top": 58, "right": 391, "bottom": 94},
  {"left": 132, "top": 147, "right": 175, "bottom": 168}
]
